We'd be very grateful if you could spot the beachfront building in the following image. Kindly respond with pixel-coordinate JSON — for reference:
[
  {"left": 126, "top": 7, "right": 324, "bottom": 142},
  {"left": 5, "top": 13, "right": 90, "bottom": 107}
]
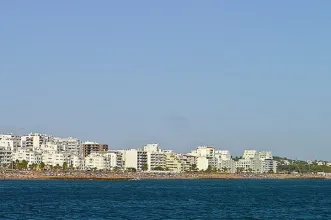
[
  {"left": 84, "top": 152, "right": 118, "bottom": 170},
  {"left": 235, "top": 150, "right": 262, "bottom": 173},
  {"left": 12, "top": 149, "right": 42, "bottom": 165},
  {"left": 122, "top": 149, "right": 139, "bottom": 170},
  {"left": 42, "top": 152, "right": 70, "bottom": 167},
  {"left": 165, "top": 152, "right": 183, "bottom": 172},
  {"left": 235, "top": 150, "right": 277, "bottom": 173},
  {"left": 69, "top": 155, "right": 83, "bottom": 169},
  {"left": 259, "top": 151, "right": 277, "bottom": 173},
  {"left": 178, "top": 154, "right": 197, "bottom": 171},
  {"left": 189, "top": 146, "right": 216, "bottom": 171},
  {"left": 108, "top": 150, "right": 124, "bottom": 168},
  {"left": 0, "top": 134, "right": 20, "bottom": 166},
  {"left": 215, "top": 150, "right": 236, "bottom": 173},
  {"left": 147, "top": 152, "right": 166, "bottom": 171},
  {"left": 122, "top": 149, "right": 148, "bottom": 171},
  {"left": 0, "top": 148, "right": 12, "bottom": 166}
]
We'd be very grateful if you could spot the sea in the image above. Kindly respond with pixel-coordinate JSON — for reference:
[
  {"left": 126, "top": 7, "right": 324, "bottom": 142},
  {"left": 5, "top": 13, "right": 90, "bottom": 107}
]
[{"left": 1, "top": 179, "right": 331, "bottom": 219}]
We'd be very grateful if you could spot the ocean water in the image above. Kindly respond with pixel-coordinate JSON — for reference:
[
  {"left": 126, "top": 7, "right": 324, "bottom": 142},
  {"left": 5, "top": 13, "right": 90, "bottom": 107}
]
[{"left": 1, "top": 179, "right": 331, "bottom": 219}]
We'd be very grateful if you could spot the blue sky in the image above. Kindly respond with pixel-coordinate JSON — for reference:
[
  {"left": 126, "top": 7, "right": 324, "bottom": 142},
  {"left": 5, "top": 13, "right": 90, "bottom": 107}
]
[{"left": 1, "top": 1, "right": 331, "bottom": 159}]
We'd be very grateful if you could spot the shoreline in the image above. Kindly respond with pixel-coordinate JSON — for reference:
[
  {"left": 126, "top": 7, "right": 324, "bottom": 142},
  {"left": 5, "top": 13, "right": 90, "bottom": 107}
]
[{"left": 1, "top": 171, "right": 329, "bottom": 181}]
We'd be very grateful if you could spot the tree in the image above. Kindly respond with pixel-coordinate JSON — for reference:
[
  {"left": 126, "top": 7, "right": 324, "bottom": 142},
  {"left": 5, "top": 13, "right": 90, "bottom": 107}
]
[
  {"left": 206, "top": 165, "right": 213, "bottom": 172},
  {"left": 152, "top": 166, "right": 164, "bottom": 171},
  {"left": 40, "top": 162, "right": 45, "bottom": 170},
  {"left": 190, "top": 164, "right": 197, "bottom": 172},
  {"left": 236, "top": 167, "right": 244, "bottom": 174},
  {"left": 127, "top": 167, "right": 137, "bottom": 172},
  {"left": 142, "top": 164, "right": 148, "bottom": 171},
  {"left": 62, "top": 162, "right": 68, "bottom": 170},
  {"left": 113, "top": 167, "right": 120, "bottom": 172},
  {"left": 55, "top": 164, "right": 61, "bottom": 170},
  {"left": 29, "top": 164, "right": 34, "bottom": 170},
  {"left": 21, "top": 160, "right": 28, "bottom": 170}
]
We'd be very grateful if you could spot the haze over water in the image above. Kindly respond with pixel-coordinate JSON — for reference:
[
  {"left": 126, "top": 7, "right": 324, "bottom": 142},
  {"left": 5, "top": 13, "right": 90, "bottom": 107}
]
[{"left": 1, "top": 179, "right": 331, "bottom": 219}]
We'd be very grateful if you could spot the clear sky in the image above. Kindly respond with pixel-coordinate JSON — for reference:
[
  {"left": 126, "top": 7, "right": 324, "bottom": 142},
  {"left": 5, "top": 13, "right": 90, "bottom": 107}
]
[{"left": 1, "top": 1, "right": 331, "bottom": 160}]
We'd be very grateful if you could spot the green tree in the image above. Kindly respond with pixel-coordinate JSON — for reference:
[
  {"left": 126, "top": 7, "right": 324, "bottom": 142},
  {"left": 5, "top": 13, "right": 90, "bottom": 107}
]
[
  {"left": 127, "top": 167, "right": 137, "bottom": 172},
  {"left": 152, "top": 166, "right": 164, "bottom": 171},
  {"left": 21, "top": 160, "right": 28, "bottom": 170},
  {"left": 190, "top": 164, "right": 197, "bottom": 172},
  {"left": 236, "top": 167, "right": 244, "bottom": 174},
  {"left": 55, "top": 164, "right": 61, "bottom": 170},
  {"left": 40, "top": 162, "right": 45, "bottom": 170},
  {"left": 113, "top": 167, "right": 121, "bottom": 172},
  {"left": 206, "top": 165, "right": 213, "bottom": 172},
  {"left": 62, "top": 162, "right": 68, "bottom": 170},
  {"left": 142, "top": 164, "right": 148, "bottom": 171}
]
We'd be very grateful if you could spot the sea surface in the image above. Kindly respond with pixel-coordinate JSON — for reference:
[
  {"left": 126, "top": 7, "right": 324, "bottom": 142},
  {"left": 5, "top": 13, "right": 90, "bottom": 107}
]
[{"left": 1, "top": 179, "right": 331, "bottom": 219}]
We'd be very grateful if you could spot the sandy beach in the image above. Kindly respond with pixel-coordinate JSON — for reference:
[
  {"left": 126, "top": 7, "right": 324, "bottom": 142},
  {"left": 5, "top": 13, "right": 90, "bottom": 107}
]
[{"left": 0, "top": 171, "right": 329, "bottom": 181}]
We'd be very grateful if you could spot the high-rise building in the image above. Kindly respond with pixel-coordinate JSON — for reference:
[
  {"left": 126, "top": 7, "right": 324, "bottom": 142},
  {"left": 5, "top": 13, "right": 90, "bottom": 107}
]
[{"left": 82, "top": 142, "right": 108, "bottom": 157}]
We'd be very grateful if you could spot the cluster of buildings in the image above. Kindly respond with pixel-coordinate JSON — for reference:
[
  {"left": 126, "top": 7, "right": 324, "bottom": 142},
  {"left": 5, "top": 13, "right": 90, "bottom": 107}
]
[{"left": 0, "top": 133, "right": 277, "bottom": 173}]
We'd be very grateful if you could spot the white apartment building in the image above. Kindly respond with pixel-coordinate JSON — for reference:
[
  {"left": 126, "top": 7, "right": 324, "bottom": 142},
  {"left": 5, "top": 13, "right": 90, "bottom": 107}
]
[
  {"left": 196, "top": 157, "right": 209, "bottom": 171},
  {"left": 259, "top": 151, "right": 273, "bottom": 160},
  {"left": 236, "top": 150, "right": 262, "bottom": 173},
  {"left": 142, "top": 143, "right": 161, "bottom": 153},
  {"left": 53, "top": 137, "right": 81, "bottom": 154},
  {"left": 123, "top": 149, "right": 139, "bottom": 170},
  {"left": 123, "top": 148, "right": 166, "bottom": 171},
  {"left": 178, "top": 154, "right": 197, "bottom": 171},
  {"left": 215, "top": 150, "right": 236, "bottom": 173},
  {"left": 40, "top": 142, "right": 60, "bottom": 153},
  {"left": 215, "top": 150, "right": 232, "bottom": 160},
  {"left": 219, "top": 159, "right": 236, "bottom": 173},
  {"left": 189, "top": 146, "right": 216, "bottom": 170},
  {"left": 108, "top": 150, "right": 124, "bottom": 168},
  {"left": 42, "top": 152, "right": 70, "bottom": 167},
  {"left": 12, "top": 149, "right": 42, "bottom": 165},
  {"left": 0, "top": 134, "right": 21, "bottom": 151},
  {"left": 69, "top": 155, "right": 82, "bottom": 169},
  {"left": 84, "top": 152, "right": 117, "bottom": 170},
  {"left": 21, "top": 133, "right": 50, "bottom": 151},
  {"left": 0, "top": 148, "right": 12, "bottom": 166},
  {"left": 165, "top": 153, "right": 182, "bottom": 172},
  {"left": 147, "top": 152, "right": 166, "bottom": 171},
  {"left": 236, "top": 150, "right": 277, "bottom": 173}
]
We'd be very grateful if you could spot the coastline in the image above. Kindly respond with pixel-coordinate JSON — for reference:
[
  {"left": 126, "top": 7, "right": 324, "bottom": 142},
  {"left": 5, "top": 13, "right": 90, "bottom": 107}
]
[{"left": 1, "top": 171, "right": 329, "bottom": 181}]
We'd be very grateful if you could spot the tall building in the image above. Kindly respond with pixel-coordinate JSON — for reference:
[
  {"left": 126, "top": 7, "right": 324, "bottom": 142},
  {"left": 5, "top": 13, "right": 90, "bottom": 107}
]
[
  {"left": 142, "top": 143, "right": 161, "bottom": 153},
  {"left": 147, "top": 152, "right": 166, "bottom": 171},
  {"left": 235, "top": 150, "right": 277, "bottom": 173},
  {"left": 82, "top": 142, "right": 108, "bottom": 157},
  {"left": 21, "top": 133, "right": 50, "bottom": 151},
  {"left": 189, "top": 146, "right": 216, "bottom": 171},
  {"left": 215, "top": 150, "right": 236, "bottom": 173},
  {"left": 12, "top": 149, "right": 42, "bottom": 165},
  {"left": 84, "top": 152, "right": 117, "bottom": 170},
  {"left": 0, "top": 134, "right": 21, "bottom": 151},
  {"left": 53, "top": 137, "right": 81, "bottom": 154},
  {"left": 165, "top": 153, "right": 182, "bottom": 172}
]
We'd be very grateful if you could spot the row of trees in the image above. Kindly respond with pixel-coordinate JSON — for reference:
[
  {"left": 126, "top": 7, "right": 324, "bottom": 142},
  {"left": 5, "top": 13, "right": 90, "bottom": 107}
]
[
  {"left": 274, "top": 156, "right": 331, "bottom": 173},
  {"left": 7, "top": 160, "right": 74, "bottom": 171},
  {"left": 278, "top": 163, "right": 331, "bottom": 173}
]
